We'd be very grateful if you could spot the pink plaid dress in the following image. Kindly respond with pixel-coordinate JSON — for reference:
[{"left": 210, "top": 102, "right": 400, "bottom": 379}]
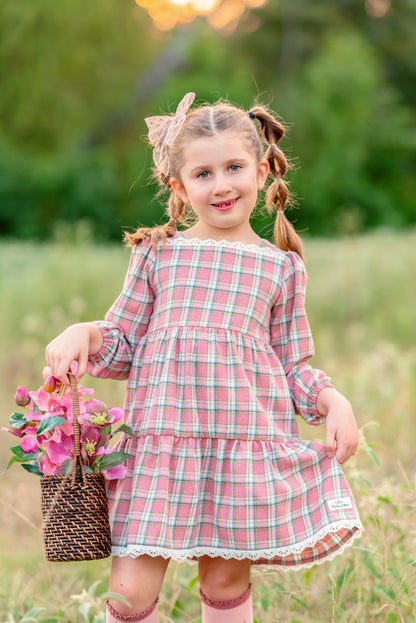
[{"left": 88, "top": 233, "right": 362, "bottom": 570}]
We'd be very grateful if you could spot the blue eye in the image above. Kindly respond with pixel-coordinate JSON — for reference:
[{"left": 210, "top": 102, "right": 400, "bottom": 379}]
[
  {"left": 197, "top": 171, "right": 210, "bottom": 179},
  {"left": 229, "top": 164, "right": 241, "bottom": 172}
]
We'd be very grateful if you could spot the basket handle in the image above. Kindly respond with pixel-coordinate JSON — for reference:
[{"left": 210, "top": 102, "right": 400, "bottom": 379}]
[{"left": 68, "top": 372, "right": 87, "bottom": 487}]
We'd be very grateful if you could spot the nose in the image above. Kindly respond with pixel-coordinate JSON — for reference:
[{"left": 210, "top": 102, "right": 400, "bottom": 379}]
[{"left": 212, "top": 173, "right": 232, "bottom": 195}]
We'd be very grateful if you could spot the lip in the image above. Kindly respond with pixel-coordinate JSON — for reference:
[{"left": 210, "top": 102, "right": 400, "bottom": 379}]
[{"left": 211, "top": 198, "right": 239, "bottom": 211}]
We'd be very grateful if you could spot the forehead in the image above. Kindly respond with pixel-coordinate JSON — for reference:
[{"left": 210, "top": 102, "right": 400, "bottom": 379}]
[{"left": 180, "top": 131, "right": 256, "bottom": 169}]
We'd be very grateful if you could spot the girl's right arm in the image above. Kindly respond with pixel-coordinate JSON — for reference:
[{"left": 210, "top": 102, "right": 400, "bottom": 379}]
[{"left": 45, "top": 322, "right": 103, "bottom": 384}]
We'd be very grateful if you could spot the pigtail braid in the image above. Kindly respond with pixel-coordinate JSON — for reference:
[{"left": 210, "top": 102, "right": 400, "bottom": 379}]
[
  {"left": 250, "top": 106, "right": 304, "bottom": 260},
  {"left": 125, "top": 171, "right": 187, "bottom": 250}
]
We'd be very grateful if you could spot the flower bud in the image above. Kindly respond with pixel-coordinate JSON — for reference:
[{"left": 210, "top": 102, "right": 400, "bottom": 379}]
[
  {"left": 43, "top": 375, "right": 58, "bottom": 393},
  {"left": 21, "top": 435, "right": 38, "bottom": 453},
  {"left": 14, "top": 386, "right": 30, "bottom": 407}
]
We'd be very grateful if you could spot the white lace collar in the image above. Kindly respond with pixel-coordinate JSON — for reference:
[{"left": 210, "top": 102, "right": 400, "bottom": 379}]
[{"left": 166, "top": 233, "right": 283, "bottom": 258}]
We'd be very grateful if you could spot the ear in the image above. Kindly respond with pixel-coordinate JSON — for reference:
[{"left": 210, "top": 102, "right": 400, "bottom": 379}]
[
  {"left": 257, "top": 159, "right": 270, "bottom": 190},
  {"left": 170, "top": 178, "right": 189, "bottom": 204}
]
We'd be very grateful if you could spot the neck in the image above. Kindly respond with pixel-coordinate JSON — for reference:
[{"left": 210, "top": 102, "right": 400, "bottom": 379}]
[{"left": 183, "top": 223, "right": 261, "bottom": 245}]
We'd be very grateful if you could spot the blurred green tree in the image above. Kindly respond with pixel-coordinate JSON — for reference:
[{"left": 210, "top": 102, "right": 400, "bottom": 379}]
[
  {"left": 0, "top": 0, "right": 415, "bottom": 240},
  {"left": 289, "top": 28, "right": 416, "bottom": 234}
]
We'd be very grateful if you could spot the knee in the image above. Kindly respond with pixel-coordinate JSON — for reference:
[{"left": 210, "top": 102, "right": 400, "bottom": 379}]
[
  {"left": 198, "top": 559, "right": 250, "bottom": 602},
  {"left": 108, "top": 576, "right": 154, "bottom": 616},
  {"left": 108, "top": 556, "right": 167, "bottom": 616}
]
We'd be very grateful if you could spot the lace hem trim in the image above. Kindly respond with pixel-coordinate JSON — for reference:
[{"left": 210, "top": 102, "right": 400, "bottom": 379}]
[
  {"left": 166, "top": 235, "right": 282, "bottom": 258},
  {"left": 111, "top": 520, "right": 363, "bottom": 572}
]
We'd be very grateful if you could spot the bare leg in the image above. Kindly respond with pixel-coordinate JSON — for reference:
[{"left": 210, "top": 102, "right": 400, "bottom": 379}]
[
  {"left": 198, "top": 556, "right": 251, "bottom": 602},
  {"left": 108, "top": 555, "right": 170, "bottom": 616}
]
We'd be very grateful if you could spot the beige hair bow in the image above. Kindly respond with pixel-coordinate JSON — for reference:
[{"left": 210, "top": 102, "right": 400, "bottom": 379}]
[{"left": 145, "top": 92, "right": 195, "bottom": 176}]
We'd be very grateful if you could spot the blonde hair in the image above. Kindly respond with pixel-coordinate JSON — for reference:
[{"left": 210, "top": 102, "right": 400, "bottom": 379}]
[{"left": 125, "top": 100, "right": 303, "bottom": 260}]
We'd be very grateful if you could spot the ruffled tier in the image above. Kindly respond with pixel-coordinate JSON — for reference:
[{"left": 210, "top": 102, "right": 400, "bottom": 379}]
[{"left": 106, "top": 435, "right": 362, "bottom": 571}]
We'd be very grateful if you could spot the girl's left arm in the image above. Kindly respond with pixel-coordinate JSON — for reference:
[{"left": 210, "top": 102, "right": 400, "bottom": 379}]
[
  {"left": 270, "top": 252, "right": 358, "bottom": 462},
  {"left": 270, "top": 251, "right": 332, "bottom": 425}
]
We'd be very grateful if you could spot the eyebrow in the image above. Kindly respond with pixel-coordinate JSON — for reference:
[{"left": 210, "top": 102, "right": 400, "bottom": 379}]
[{"left": 188, "top": 158, "right": 250, "bottom": 176}]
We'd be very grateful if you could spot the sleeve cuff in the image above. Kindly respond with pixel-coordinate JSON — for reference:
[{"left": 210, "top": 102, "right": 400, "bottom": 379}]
[{"left": 303, "top": 379, "right": 335, "bottom": 426}]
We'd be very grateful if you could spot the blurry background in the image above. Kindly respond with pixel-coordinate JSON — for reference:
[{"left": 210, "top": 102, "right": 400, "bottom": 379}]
[
  {"left": 1, "top": 1, "right": 416, "bottom": 621},
  {"left": 1, "top": 0, "right": 415, "bottom": 240}
]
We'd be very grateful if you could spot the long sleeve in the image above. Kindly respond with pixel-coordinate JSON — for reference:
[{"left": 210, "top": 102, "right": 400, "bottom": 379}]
[
  {"left": 88, "top": 239, "right": 155, "bottom": 380},
  {"left": 270, "top": 251, "right": 334, "bottom": 425}
]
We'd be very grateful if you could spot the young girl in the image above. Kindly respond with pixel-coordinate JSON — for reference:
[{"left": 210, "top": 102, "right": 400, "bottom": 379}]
[{"left": 46, "top": 92, "right": 363, "bottom": 623}]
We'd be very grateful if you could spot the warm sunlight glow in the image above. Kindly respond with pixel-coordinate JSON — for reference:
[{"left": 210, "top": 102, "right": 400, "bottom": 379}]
[
  {"left": 365, "top": 0, "right": 391, "bottom": 18},
  {"left": 134, "top": 0, "right": 267, "bottom": 31}
]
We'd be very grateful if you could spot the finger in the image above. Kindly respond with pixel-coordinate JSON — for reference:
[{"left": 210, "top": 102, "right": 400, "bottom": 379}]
[
  {"left": 336, "top": 443, "right": 348, "bottom": 464},
  {"left": 45, "top": 345, "right": 54, "bottom": 372},
  {"left": 55, "top": 358, "right": 73, "bottom": 385},
  {"left": 42, "top": 366, "right": 52, "bottom": 381},
  {"left": 325, "top": 428, "right": 336, "bottom": 459},
  {"left": 76, "top": 351, "right": 88, "bottom": 383}
]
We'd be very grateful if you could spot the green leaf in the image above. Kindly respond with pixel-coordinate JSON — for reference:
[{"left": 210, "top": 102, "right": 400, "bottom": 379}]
[
  {"left": 10, "top": 445, "right": 39, "bottom": 460},
  {"left": 61, "top": 460, "right": 74, "bottom": 474},
  {"left": 363, "top": 552, "right": 380, "bottom": 578},
  {"left": 36, "top": 416, "right": 67, "bottom": 436},
  {"left": 260, "top": 596, "right": 269, "bottom": 612},
  {"left": 21, "top": 462, "right": 43, "bottom": 476},
  {"left": 100, "top": 592, "right": 131, "bottom": 607},
  {"left": 20, "top": 608, "right": 45, "bottom": 622},
  {"left": 9, "top": 411, "right": 26, "bottom": 429},
  {"left": 363, "top": 444, "right": 380, "bottom": 465},
  {"left": 112, "top": 424, "right": 135, "bottom": 437},
  {"left": 95, "top": 451, "right": 130, "bottom": 471},
  {"left": 336, "top": 564, "right": 353, "bottom": 592},
  {"left": 187, "top": 576, "right": 199, "bottom": 591},
  {"left": 6, "top": 455, "right": 27, "bottom": 470}
]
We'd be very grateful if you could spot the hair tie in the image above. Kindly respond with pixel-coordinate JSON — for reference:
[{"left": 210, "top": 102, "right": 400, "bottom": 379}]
[
  {"left": 248, "top": 111, "right": 255, "bottom": 120},
  {"left": 145, "top": 92, "right": 195, "bottom": 175}
]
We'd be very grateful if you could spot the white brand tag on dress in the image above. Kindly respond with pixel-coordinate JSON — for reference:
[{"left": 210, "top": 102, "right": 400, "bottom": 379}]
[{"left": 327, "top": 497, "right": 352, "bottom": 511}]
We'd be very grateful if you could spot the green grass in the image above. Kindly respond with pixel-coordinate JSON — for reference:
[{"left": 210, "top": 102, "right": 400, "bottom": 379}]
[{"left": 1, "top": 228, "right": 415, "bottom": 622}]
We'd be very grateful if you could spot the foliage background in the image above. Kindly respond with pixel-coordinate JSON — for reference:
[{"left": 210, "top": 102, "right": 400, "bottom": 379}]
[{"left": 0, "top": 0, "right": 415, "bottom": 241}]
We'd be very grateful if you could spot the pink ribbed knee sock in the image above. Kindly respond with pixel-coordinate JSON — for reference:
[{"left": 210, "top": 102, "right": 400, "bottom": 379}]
[
  {"left": 106, "top": 598, "right": 159, "bottom": 622},
  {"left": 200, "top": 584, "right": 253, "bottom": 623}
]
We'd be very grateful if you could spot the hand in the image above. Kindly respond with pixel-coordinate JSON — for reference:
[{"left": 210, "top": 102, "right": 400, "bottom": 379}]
[
  {"left": 45, "top": 323, "right": 103, "bottom": 384},
  {"left": 317, "top": 388, "right": 359, "bottom": 464}
]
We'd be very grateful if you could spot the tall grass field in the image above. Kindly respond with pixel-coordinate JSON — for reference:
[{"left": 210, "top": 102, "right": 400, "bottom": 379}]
[{"left": 1, "top": 228, "right": 415, "bottom": 622}]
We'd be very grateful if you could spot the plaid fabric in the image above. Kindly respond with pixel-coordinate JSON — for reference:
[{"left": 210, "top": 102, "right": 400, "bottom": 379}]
[{"left": 88, "top": 234, "right": 362, "bottom": 568}]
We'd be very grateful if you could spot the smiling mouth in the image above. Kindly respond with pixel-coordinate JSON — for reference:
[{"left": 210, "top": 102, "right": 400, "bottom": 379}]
[{"left": 212, "top": 198, "right": 239, "bottom": 211}]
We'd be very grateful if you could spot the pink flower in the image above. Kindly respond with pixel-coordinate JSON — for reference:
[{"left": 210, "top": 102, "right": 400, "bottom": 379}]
[
  {"left": 81, "top": 427, "right": 100, "bottom": 456},
  {"left": 24, "top": 426, "right": 38, "bottom": 435},
  {"left": 20, "top": 435, "right": 38, "bottom": 453},
  {"left": 43, "top": 375, "right": 58, "bottom": 393},
  {"left": 14, "top": 386, "right": 30, "bottom": 407},
  {"left": 42, "top": 426, "right": 74, "bottom": 465},
  {"left": 1, "top": 426, "right": 23, "bottom": 438},
  {"left": 29, "top": 387, "right": 52, "bottom": 413},
  {"left": 24, "top": 412, "right": 43, "bottom": 423},
  {"left": 103, "top": 462, "right": 127, "bottom": 480},
  {"left": 44, "top": 441, "right": 72, "bottom": 465},
  {"left": 78, "top": 400, "right": 123, "bottom": 428},
  {"left": 38, "top": 455, "right": 63, "bottom": 475},
  {"left": 6, "top": 375, "right": 130, "bottom": 479}
]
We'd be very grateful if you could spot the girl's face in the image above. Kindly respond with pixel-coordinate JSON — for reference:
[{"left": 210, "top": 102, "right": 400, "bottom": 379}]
[{"left": 171, "top": 131, "right": 269, "bottom": 239}]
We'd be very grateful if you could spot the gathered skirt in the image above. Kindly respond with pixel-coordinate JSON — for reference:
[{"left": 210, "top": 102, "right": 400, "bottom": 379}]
[{"left": 106, "top": 433, "right": 362, "bottom": 570}]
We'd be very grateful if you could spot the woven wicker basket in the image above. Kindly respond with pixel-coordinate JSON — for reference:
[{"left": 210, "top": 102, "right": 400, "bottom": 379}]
[{"left": 40, "top": 374, "right": 112, "bottom": 562}]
